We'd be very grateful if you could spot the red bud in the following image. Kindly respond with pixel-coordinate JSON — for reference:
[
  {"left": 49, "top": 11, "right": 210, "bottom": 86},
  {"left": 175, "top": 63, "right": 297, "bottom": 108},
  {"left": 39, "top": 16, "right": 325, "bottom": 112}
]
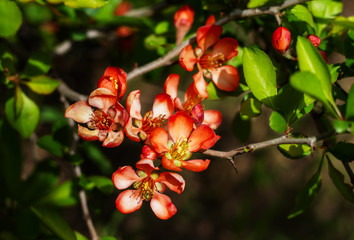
[{"left": 272, "top": 27, "right": 291, "bottom": 54}]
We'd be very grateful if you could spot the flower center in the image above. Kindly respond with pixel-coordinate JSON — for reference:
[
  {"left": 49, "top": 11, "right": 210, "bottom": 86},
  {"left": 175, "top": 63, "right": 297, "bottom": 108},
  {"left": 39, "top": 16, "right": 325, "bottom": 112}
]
[
  {"left": 199, "top": 52, "right": 225, "bottom": 69},
  {"left": 109, "top": 76, "right": 119, "bottom": 90},
  {"left": 88, "top": 109, "right": 114, "bottom": 130},
  {"left": 166, "top": 138, "right": 192, "bottom": 162},
  {"left": 133, "top": 177, "right": 155, "bottom": 201},
  {"left": 183, "top": 96, "right": 204, "bottom": 113},
  {"left": 141, "top": 111, "right": 166, "bottom": 135}
]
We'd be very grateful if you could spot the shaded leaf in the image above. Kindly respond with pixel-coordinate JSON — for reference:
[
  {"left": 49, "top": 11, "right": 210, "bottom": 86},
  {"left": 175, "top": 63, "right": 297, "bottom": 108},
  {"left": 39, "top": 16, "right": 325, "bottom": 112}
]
[
  {"left": 37, "top": 134, "right": 63, "bottom": 157},
  {"left": 31, "top": 206, "right": 77, "bottom": 240},
  {"left": 36, "top": 181, "right": 77, "bottom": 207},
  {"left": 242, "top": 47, "right": 277, "bottom": 108},
  {"left": 240, "top": 96, "right": 262, "bottom": 118},
  {"left": 88, "top": 176, "right": 114, "bottom": 194},
  {"left": 21, "top": 52, "right": 51, "bottom": 79},
  {"left": 290, "top": 4, "right": 314, "bottom": 29},
  {"left": 5, "top": 89, "right": 40, "bottom": 138},
  {"left": 329, "top": 142, "right": 354, "bottom": 162},
  {"left": 24, "top": 75, "right": 60, "bottom": 95},
  {"left": 278, "top": 134, "right": 312, "bottom": 159},
  {"left": 344, "top": 30, "right": 354, "bottom": 68},
  {"left": 327, "top": 156, "right": 354, "bottom": 203},
  {"left": 288, "top": 158, "right": 323, "bottom": 218},
  {"left": 232, "top": 112, "right": 251, "bottom": 142},
  {"left": 346, "top": 84, "right": 354, "bottom": 120}
]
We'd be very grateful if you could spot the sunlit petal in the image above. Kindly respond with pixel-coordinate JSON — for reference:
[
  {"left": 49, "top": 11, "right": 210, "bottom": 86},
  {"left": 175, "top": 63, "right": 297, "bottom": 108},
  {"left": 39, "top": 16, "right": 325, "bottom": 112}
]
[
  {"left": 65, "top": 100, "right": 93, "bottom": 123},
  {"left": 150, "top": 128, "right": 170, "bottom": 154},
  {"left": 210, "top": 65, "right": 239, "bottom": 92},
  {"left": 163, "top": 74, "right": 180, "bottom": 99},
  {"left": 77, "top": 125, "right": 99, "bottom": 141},
  {"left": 112, "top": 166, "right": 140, "bottom": 189},
  {"left": 203, "top": 110, "right": 222, "bottom": 129},
  {"left": 192, "top": 71, "right": 209, "bottom": 99},
  {"left": 152, "top": 93, "right": 174, "bottom": 118},
  {"left": 181, "top": 159, "right": 210, "bottom": 172},
  {"left": 196, "top": 25, "right": 222, "bottom": 53},
  {"left": 212, "top": 37, "right": 238, "bottom": 60},
  {"left": 188, "top": 125, "right": 217, "bottom": 152},
  {"left": 116, "top": 190, "right": 143, "bottom": 214},
  {"left": 126, "top": 90, "right": 142, "bottom": 119},
  {"left": 179, "top": 44, "right": 198, "bottom": 71},
  {"left": 150, "top": 192, "right": 177, "bottom": 220},
  {"left": 156, "top": 172, "right": 185, "bottom": 194},
  {"left": 102, "top": 129, "right": 124, "bottom": 148},
  {"left": 168, "top": 111, "right": 193, "bottom": 142},
  {"left": 88, "top": 88, "right": 117, "bottom": 113}
]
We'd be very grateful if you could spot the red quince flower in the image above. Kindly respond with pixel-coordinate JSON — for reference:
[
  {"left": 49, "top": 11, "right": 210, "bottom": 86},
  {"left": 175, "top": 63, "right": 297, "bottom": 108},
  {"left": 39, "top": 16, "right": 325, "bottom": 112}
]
[
  {"left": 149, "top": 111, "right": 218, "bottom": 172},
  {"left": 97, "top": 67, "right": 127, "bottom": 101},
  {"left": 179, "top": 25, "right": 239, "bottom": 98},
  {"left": 205, "top": 15, "right": 215, "bottom": 25},
  {"left": 140, "top": 145, "right": 157, "bottom": 160},
  {"left": 307, "top": 34, "right": 321, "bottom": 47},
  {"left": 272, "top": 26, "right": 291, "bottom": 54},
  {"left": 65, "top": 88, "right": 128, "bottom": 147},
  {"left": 112, "top": 159, "right": 185, "bottom": 220},
  {"left": 174, "top": 5, "right": 194, "bottom": 45},
  {"left": 125, "top": 90, "right": 174, "bottom": 142},
  {"left": 164, "top": 73, "right": 222, "bottom": 128}
]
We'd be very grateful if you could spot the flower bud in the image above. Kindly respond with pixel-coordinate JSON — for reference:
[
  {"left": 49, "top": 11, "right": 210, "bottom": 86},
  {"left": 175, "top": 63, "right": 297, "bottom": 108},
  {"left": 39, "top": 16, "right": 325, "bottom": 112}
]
[
  {"left": 174, "top": 5, "right": 194, "bottom": 45},
  {"left": 140, "top": 145, "right": 157, "bottom": 160},
  {"left": 272, "top": 26, "right": 291, "bottom": 54},
  {"left": 307, "top": 34, "right": 321, "bottom": 47},
  {"left": 191, "top": 104, "right": 204, "bottom": 127}
]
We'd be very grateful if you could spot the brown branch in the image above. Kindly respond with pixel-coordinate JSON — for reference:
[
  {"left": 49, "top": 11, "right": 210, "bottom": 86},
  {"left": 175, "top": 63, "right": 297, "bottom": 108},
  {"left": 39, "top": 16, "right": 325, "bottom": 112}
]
[
  {"left": 60, "top": 94, "right": 100, "bottom": 240},
  {"left": 202, "top": 130, "right": 336, "bottom": 161},
  {"left": 126, "top": 0, "right": 310, "bottom": 81}
]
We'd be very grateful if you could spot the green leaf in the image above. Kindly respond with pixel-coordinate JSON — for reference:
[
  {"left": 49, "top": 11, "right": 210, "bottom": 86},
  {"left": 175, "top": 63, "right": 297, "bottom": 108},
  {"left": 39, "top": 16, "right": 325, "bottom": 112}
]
[
  {"left": 75, "top": 231, "right": 89, "bottom": 240},
  {"left": 144, "top": 34, "right": 167, "bottom": 50},
  {"left": 345, "top": 30, "right": 354, "bottom": 68},
  {"left": 24, "top": 76, "right": 60, "bottom": 95},
  {"left": 155, "top": 21, "right": 169, "bottom": 35},
  {"left": 278, "top": 134, "right": 312, "bottom": 159},
  {"left": 346, "top": 84, "right": 354, "bottom": 120},
  {"left": 327, "top": 156, "right": 354, "bottom": 203},
  {"left": 21, "top": 52, "right": 52, "bottom": 79},
  {"left": 288, "top": 158, "right": 323, "bottom": 219},
  {"left": 329, "top": 142, "right": 354, "bottom": 162},
  {"left": 308, "top": 0, "right": 342, "bottom": 19},
  {"left": 240, "top": 96, "right": 262, "bottom": 118},
  {"left": 37, "top": 134, "right": 63, "bottom": 157},
  {"left": 232, "top": 112, "right": 251, "bottom": 142},
  {"left": 290, "top": 5, "right": 314, "bottom": 29},
  {"left": 80, "top": 142, "right": 112, "bottom": 174},
  {"left": 0, "top": 0, "right": 22, "bottom": 38},
  {"left": 247, "top": 0, "right": 273, "bottom": 8},
  {"left": 5, "top": 89, "right": 40, "bottom": 138},
  {"left": 36, "top": 181, "right": 77, "bottom": 207},
  {"left": 296, "top": 36, "right": 333, "bottom": 104},
  {"left": 269, "top": 111, "right": 287, "bottom": 133},
  {"left": 88, "top": 176, "right": 114, "bottom": 194},
  {"left": 333, "top": 16, "right": 354, "bottom": 29},
  {"left": 101, "top": 237, "right": 117, "bottom": 240},
  {"left": 64, "top": 0, "right": 108, "bottom": 8},
  {"left": 31, "top": 206, "right": 77, "bottom": 240},
  {"left": 333, "top": 119, "right": 350, "bottom": 133},
  {"left": 0, "top": 43, "right": 15, "bottom": 75},
  {"left": 328, "top": 64, "right": 340, "bottom": 83},
  {"left": 242, "top": 47, "right": 277, "bottom": 108}
]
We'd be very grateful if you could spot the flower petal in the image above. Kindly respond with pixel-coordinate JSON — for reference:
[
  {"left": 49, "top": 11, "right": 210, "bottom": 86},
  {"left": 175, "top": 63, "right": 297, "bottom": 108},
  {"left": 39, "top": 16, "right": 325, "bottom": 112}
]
[
  {"left": 168, "top": 111, "right": 193, "bottom": 142},
  {"left": 188, "top": 124, "right": 217, "bottom": 152},
  {"left": 126, "top": 90, "right": 142, "bottom": 119},
  {"left": 88, "top": 88, "right": 117, "bottom": 113},
  {"left": 150, "top": 127, "right": 170, "bottom": 154},
  {"left": 150, "top": 192, "right": 177, "bottom": 220},
  {"left": 65, "top": 100, "right": 93, "bottom": 123},
  {"left": 205, "top": 15, "right": 215, "bottom": 25},
  {"left": 77, "top": 125, "right": 99, "bottom": 141},
  {"left": 174, "top": 5, "right": 194, "bottom": 45},
  {"left": 102, "top": 129, "right": 124, "bottom": 148},
  {"left": 140, "top": 145, "right": 157, "bottom": 159},
  {"left": 192, "top": 71, "right": 209, "bottom": 99},
  {"left": 161, "top": 156, "right": 183, "bottom": 171},
  {"left": 112, "top": 166, "right": 140, "bottom": 189},
  {"left": 212, "top": 37, "right": 238, "bottom": 60},
  {"left": 156, "top": 172, "right": 185, "bottom": 194},
  {"left": 97, "top": 66, "right": 127, "bottom": 100},
  {"left": 136, "top": 158, "right": 159, "bottom": 174},
  {"left": 179, "top": 44, "right": 198, "bottom": 71},
  {"left": 116, "top": 189, "right": 143, "bottom": 214},
  {"left": 163, "top": 73, "right": 180, "bottom": 100},
  {"left": 210, "top": 65, "right": 239, "bottom": 92},
  {"left": 152, "top": 93, "right": 174, "bottom": 118},
  {"left": 181, "top": 159, "right": 210, "bottom": 172},
  {"left": 196, "top": 25, "right": 222, "bottom": 53},
  {"left": 124, "top": 117, "right": 141, "bottom": 142},
  {"left": 203, "top": 110, "right": 222, "bottom": 129}
]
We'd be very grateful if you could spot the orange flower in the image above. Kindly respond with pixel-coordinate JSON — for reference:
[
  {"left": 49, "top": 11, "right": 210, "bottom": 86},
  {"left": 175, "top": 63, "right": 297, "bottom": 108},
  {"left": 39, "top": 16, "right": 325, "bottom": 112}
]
[
  {"left": 179, "top": 25, "right": 239, "bottom": 98},
  {"left": 65, "top": 88, "right": 128, "bottom": 147},
  {"left": 97, "top": 67, "right": 127, "bottom": 101},
  {"left": 124, "top": 90, "right": 174, "bottom": 142},
  {"left": 149, "top": 112, "right": 218, "bottom": 172},
  {"left": 112, "top": 159, "right": 185, "bottom": 220},
  {"left": 174, "top": 5, "right": 194, "bottom": 45}
]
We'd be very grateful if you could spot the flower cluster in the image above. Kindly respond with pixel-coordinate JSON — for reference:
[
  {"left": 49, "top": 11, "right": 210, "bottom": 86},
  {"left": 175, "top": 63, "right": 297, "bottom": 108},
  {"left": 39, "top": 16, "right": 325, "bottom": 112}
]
[{"left": 65, "top": 18, "right": 239, "bottom": 219}]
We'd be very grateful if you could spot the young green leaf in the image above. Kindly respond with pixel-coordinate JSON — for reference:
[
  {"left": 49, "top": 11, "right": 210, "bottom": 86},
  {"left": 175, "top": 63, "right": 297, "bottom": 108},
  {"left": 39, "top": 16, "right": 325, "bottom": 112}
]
[
  {"left": 333, "top": 119, "right": 350, "bottom": 133},
  {"left": 288, "top": 158, "right": 323, "bottom": 219},
  {"left": 21, "top": 52, "right": 52, "bottom": 79},
  {"left": 240, "top": 97, "right": 262, "bottom": 118},
  {"left": 296, "top": 36, "right": 333, "bottom": 105},
  {"left": 278, "top": 143, "right": 311, "bottom": 159},
  {"left": 346, "top": 84, "right": 354, "bottom": 120},
  {"left": 31, "top": 206, "right": 77, "bottom": 240},
  {"left": 24, "top": 76, "right": 60, "bottom": 95},
  {"left": 327, "top": 156, "right": 354, "bottom": 203},
  {"left": 155, "top": 21, "right": 169, "bottom": 35},
  {"left": 5, "top": 89, "right": 40, "bottom": 138},
  {"left": 242, "top": 47, "right": 277, "bottom": 108},
  {"left": 64, "top": 0, "right": 108, "bottom": 8},
  {"left": 269, "top": 111, "right": 287, "bottom": 133},
  {"left": 308, "top": 0, "right": 342, "bottom": 19},
  {"left": 290, "top": 5, "right": 314, "bottom": 29},
  {"left": 0, "top": 0, "right": 22, "bottom": 38}
]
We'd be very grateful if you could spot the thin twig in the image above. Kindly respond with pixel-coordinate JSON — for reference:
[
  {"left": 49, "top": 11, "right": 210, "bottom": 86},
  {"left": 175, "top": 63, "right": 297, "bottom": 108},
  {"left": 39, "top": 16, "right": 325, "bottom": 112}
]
[
  {"left": 126, "top": 0, "right": 310, "bottom": 81},
  {"left": 342, "top": 161, "right": 354, "bottom": 186},
  {"left": 201, "top": 130, "right": 336, "bottom": 160},
  {"left": 60, "top": 94, "right": 100, "bottom": 240}
]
